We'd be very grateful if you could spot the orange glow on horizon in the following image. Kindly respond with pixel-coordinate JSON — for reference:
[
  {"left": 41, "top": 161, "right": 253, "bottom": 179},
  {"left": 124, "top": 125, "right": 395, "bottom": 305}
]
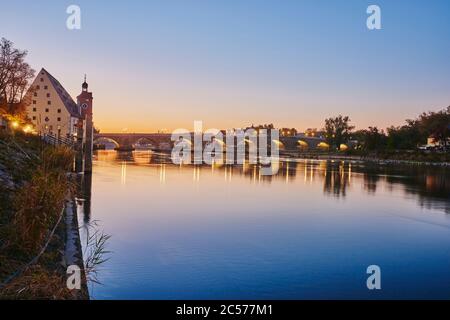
[{"left": 94, "top": 117, "right": 410, "bottom": 134}]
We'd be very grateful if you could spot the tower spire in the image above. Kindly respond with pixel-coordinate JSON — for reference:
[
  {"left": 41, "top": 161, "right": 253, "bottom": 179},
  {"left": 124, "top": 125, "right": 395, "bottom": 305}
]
[{"left": 82, "top": 74, "right": 88, "bottom": 91}]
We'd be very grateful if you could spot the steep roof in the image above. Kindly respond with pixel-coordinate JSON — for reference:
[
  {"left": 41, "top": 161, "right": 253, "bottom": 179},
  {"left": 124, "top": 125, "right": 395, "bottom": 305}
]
[{"left": 40, "top": 68, "right": 82, "bottom": 118}]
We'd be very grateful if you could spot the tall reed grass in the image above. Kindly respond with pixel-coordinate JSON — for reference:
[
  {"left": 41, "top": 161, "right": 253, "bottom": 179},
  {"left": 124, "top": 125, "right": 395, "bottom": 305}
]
[
  {"left": 1, "top": 133, "right": 77, "bottom": 298},
  {"left": 12, "top": 146, "right": 75, "bottom": 253}
]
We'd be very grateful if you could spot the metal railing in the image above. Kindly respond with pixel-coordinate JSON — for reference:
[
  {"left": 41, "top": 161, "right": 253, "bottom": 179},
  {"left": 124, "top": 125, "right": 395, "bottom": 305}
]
[{"left": 42, "top": 134, "right": 75, "bottom": 148}]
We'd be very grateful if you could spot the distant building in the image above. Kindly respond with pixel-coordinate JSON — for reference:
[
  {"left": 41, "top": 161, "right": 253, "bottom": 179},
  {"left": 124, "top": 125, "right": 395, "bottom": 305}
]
[
  {"left": 280, "top": 128, "right": 297, "bottom": 137},
  {"left": 25, "top": 68, "right": 84, "bottom": 139},
  {"left": 244, "top": 124, "right": 275, "bottom": 132},
  {"left": 426, "top": 136, "right": 450, "bottom": 148},
  {"left": 304, "top": 128, "right": 325, "bottom": 138}
]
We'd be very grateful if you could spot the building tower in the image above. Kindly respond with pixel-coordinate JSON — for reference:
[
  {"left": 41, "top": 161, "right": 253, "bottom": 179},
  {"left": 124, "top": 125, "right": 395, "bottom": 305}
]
[{"left": 77, "top": 75, "right": 94, "bottom": 173}]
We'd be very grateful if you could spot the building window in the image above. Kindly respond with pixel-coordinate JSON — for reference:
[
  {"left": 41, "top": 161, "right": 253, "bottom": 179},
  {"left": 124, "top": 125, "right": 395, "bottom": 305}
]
[
  {"left": 32, "top": 107, "right": 36, "bottom": 112},
  {"left": 32, "top": 100, "right": 36, "bottom": 104},
  {"left": 40, "top": 78, "right": 44, "bottom": 82},
  {"left": 32, "top": 116, "right": 36, "bottom": 120},
  {"left": 45, "top": 117, "right": 49, "bottom": 122},
  {"left": 36, "top": 85, "right": 40, "bottom": 90},
  {"left": 44, "top": 85, "right": 48, "bottom": 90},
  {"left": 45, "top": 108, "right": 49, "bottom": 112},
  {"left": 47, "top": 101, "right": 51, "bottom": 105},
  {"left": 34, "top": 92, "right": 37, "bottom": 97},
  {"left": 57, "top": 109, "right": 61, "bottom": 113},
  {"left": 46, "top": 93, "right": 50, "bottom": 98},
  {"left": 57, "top": 117, "right": 61, "bottom": 122}
]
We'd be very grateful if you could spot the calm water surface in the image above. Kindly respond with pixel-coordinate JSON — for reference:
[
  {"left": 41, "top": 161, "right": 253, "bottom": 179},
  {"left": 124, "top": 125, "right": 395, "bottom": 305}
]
[{"left": 78, "top": 150, "right": 450, "bottom": 299}]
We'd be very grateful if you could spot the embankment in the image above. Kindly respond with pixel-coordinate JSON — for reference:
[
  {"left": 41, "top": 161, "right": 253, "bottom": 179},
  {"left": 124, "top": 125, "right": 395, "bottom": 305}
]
[
  {"left": 0, "top": 130, "right": 88, "bottom": 299},
  {"left": 281, "top": 150, "right": 450, "bottom": 167}
]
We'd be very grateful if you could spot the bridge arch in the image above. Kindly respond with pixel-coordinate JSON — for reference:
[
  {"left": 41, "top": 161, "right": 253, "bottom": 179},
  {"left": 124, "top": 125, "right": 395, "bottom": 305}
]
[
  {"left": 317, "top": 142, "right": 330, "bottom": 150},
  {"left": 213, "top": 138, "right": 225, "bottom": 146},
  {"left": 236, "top": 138, "right": 255, "bottom": 149},
  {"left": 94, "top": 137, "right": 120, "bottom": 149},
  {"left": 204, "top": 138, "right": 226, "bottom": 151},
  {"left": 297, "top": 140, "right": 309, "bottom": 151},
  {"left": 272, "top": 139, "right": 285, "bottom": 150},
  {"left": 173, "top": 137, "right": 192, "bottom": 148},
  {"left": 134, "top": 137, "right": 157, "bottom": 149}
]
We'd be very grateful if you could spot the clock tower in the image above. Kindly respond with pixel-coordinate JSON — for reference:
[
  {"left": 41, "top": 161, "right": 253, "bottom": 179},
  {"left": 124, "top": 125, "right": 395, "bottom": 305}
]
[{"left": 77, "top": 75, "right": 94, "bottom": 173}]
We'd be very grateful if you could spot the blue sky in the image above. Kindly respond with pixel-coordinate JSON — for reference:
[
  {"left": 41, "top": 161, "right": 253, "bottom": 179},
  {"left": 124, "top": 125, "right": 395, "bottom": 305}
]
[{"left": 2, "top": 0, "right": 450, "bottom": 132}]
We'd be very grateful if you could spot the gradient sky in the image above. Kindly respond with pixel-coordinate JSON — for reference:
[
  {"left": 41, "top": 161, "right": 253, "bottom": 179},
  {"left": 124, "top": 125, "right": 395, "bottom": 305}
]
[{"left": 2, "top": 0, "right": 450, "bottom": 132}]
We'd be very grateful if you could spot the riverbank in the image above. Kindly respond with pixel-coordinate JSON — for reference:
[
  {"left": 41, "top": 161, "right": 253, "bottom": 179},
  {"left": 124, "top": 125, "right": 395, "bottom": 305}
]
[
  {"left": 0, "top": 131, "right": 88, "bottom": 299},
  {"left": 280, "top": 150, "right": 450, "bottom": 167}
]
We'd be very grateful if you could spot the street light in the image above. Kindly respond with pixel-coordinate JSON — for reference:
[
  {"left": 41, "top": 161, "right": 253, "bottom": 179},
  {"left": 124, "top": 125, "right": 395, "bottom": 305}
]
[{"left": 23, "top": 124, "right": 33, "bottom": 133}]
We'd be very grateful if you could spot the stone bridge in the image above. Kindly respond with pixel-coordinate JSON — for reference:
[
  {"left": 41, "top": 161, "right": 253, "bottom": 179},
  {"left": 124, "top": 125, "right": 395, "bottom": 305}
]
[
  {"left": 94, "top": 133, "right": 329, "bottom": 151},
  {"left": 94, "top": 133, "right": 174, "bottom": 150}
]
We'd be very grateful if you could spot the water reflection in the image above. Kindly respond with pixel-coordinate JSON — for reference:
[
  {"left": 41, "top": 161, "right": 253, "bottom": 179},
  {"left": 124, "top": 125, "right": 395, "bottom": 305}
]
[
  {"left": 75, "top": 173, "right": 93, "bottom": 224},
  {"left": 97, "top": 151, "right": 450, "bottom": 213},
  {"left": 323, "top": 162, "right": 350, "bottom": 198},
  {"left": 84, "top": 150, "right": 450, "bottom": 299}
]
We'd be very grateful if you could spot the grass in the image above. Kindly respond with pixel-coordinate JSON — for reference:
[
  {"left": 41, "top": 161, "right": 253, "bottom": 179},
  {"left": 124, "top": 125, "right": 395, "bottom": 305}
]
[
  {"left": 0, "top": 129, "right": 76, "bottom": 299},
  {"left": 12, "top": 153, "right": 72, "bottom": 252},
  {"left": 84, "top": 228, "right": 111, "bottom": 285}
]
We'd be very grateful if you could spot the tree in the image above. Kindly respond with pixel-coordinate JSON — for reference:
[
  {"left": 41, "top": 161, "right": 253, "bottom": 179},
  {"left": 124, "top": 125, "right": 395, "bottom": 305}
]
[
  {"left": 324, "top": 115, "right": 355, "bottom": 150},
  {"left": 354, "top": 126, "right": 387, "bottom": 151},
  {"left": 0, "top": 38, "right": 35, "bottom": 118},
  {"left": 418, "top": 107, "right": 450, "bottom": 147},
  {"left": 386, "top": 119, "right": 422, "bottom": 150}
]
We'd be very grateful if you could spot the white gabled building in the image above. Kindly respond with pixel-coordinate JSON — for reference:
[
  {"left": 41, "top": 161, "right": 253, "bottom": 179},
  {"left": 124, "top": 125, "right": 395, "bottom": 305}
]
[{"left": 25, "top": 68, "right": 83, "bottom": 139}]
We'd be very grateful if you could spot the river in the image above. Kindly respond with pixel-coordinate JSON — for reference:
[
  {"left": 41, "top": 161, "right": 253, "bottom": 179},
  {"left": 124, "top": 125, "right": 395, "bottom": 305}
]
[{"left": 77, "top": 150, "right": 450, "bottom": 299}]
